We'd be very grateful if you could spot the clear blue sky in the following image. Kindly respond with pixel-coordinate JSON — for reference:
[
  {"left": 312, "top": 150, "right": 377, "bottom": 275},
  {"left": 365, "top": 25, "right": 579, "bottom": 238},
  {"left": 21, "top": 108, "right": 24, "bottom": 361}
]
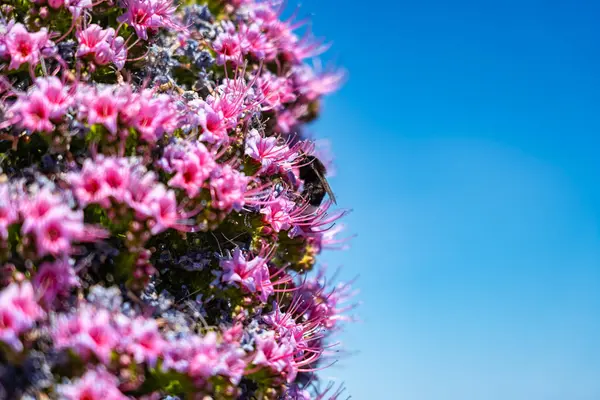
[{"left": 297, "top": 1, "right": 600, "bottom": 399}]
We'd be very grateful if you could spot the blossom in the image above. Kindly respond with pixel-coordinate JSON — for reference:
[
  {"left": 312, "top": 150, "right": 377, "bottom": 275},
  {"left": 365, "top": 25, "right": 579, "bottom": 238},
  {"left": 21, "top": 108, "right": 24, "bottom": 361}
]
[
  {"left": 126, "top": 317, "right": 165, "bottom": 366},
  {"left": 76, "top": 24, "right": 128, "bottom": 70},
  {"left": 57, "top": 367, "right": 127, "bottom": 400},
  {"left": 5, "top": 23, "right": 50, "bottom": 70},
  {"left": 164, "top": 141, "right": 216, "bottom": 198},
  {"left": 118, "top": 0, "right": 183, "bottom": 40},
  {"left": 11, "top": 91, "right": 54, "bottom": 132},
  {"left": 220, "top": 247, "right": 262, "bottom": 292},
  {"left": 79, "top": 86, "right": 125, "bottom": 134},
  {"left": 213, "top": 21, "right": 244, "bottom": 65},
  {"left": 0, "top": 282, "right": 44, "bottom": 352},
  {"left": 253, "top": 331, "right": 296, "bottom": 381},
  {"left": 53, "top": 307, "right": 118, "bottom": 364},
  {"left": 33, "top": 207, "right": 86, "bottom": 257},
  {"left": 210, "top": 165, "right": 249, "bottom": 212},
  {"left": 33, "top": 258, "right": 79, "bottom": 306},
  {"left": 0, "top": 184, "right": 18, "bottom": 240},
  {"left": 35, "top": 77, "right": 73, "bottom": 119},
  {"left": 260, "top": 197, "right": 295, "bottom": 232}
]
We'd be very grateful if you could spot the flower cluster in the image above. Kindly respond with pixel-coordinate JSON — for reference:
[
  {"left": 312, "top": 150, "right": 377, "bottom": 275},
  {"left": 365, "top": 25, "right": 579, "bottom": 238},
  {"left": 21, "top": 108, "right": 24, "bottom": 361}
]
[{"left": 0, "top": 0, "right": 354, "bottom": 398}]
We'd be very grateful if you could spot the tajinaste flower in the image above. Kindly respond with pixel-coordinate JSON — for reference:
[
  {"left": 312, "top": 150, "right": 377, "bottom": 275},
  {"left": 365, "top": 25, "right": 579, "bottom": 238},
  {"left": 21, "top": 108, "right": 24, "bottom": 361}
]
[
  {"left": 118, "top": 0, "right": 183, "bottom": 40},
  {"left": 0, "top": 184, "right": 19, "bottom": 240},
  {"left": 33, "top": 258, "right": 79, "bottom": 306},
  {"left": 4, "top": 23, "right": 51, "bottom": 70},
  {"left": 76, "top": 24, "right": 128, "bottom": 70},
  {"left": 53, "top": 306, "right": 118, "bottom": 364},
  {"left": 210, "top": 165, "right": 249, "bottom": 212},
  {"left": 57, "top": 366, "right": 128, "bottom": 400},
  {"left": 161, "top": 141, "right": 216, "bottom": 198},
  {"left": 0, "top": 281, "right": 44, "bottom": 352}
]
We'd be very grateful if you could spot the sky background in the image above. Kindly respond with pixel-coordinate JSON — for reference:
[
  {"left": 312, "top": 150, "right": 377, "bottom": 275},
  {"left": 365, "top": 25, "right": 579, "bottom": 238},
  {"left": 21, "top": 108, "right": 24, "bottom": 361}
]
[{"left": 293, "top": 1, "right": 600, "bottom": 399}]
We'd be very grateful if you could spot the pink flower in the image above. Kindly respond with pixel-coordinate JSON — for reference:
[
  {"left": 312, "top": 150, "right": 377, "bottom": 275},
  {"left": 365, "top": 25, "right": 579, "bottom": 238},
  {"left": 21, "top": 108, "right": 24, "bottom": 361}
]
[
  {"left": 35, "top": 77, "right": 73, "bottom": 120},
  {"left": 127, "top": 317, "right": 165, "bottom": 366},
  {"left": 77, "top": 24, "right": 112, "bottom": 59},
  {"left": 5, "top": 23, "right": 50, "bottom": 70},
  {"left": 217, "top": 347, "right": 247, "bottom": 384},
  {"left": 53, "top": 307, "right": 118, "bottom": 364},
  {"left": 245, "top": 129, "right": 294, "bottom": 174},
  {"left": 255, "top": 71, "right": 296, "bottom": 110},
  {"left": 48, "top": 0, "right": 65, "bottom": 9},
  {"left": 213, "top": 21, "right": 244, "bottom": 65},
  {"left": 132, "top": 92, "right": 178, "bottom": 142},
  {"left": 118, "top": 0, "right": 183, "bottom": 40},
  {"left": 252, "top": 263, "right": 274, "bottom": 303},
  {"left": 239, "top": 23, "right": 276, "bottom": 60},
  {"left": 76, "top": 24, "right": 128, "bottom": 70},
  {"left": 145, "top": 185, "right": 180, "bottom": 234},
  {"left": 198, "top": 102, "right": 229, "bottom": 144},
  {"left": 34, "top": 207, "right": 85, "bottom": 257},
  {"left": 13, "top": 91, "right": 54, "bottom": 133},
  {"left": 260, "top": 198, "right": 295, "bottom": 232},
  {"left": 253, "top": 332, "right": 296, "bottom": 380},
  {"left": 166, "top": 142, "right": 216, "bottom": 198},
  {"left": 0, "top": 184, "right": 18, "bottom": 240},
  {"left": 20, "top": 188, "right": 63, "bottom": 235},
  {"left": 0, "top": 282, "right": 44, "bottom": 352},
  {"left": 33, "top": 258, "right": 79, "bottom": 306},
  {"left": 81, "top": 87, "right": 124, "bottom": 134},
  {"left": 293, "top": 63, "right": 345, "bottom": 101},
  {"left": 57, "top": 367, "right": 127, "bottom": 400},
  {"left": 220, "top": 247, "right": 264, "bottom": 293},
  {"left": 210, "top": 165, "right": 248, "bottom": 212},
  {"left": 99, "top": 157, "right": 131, "bottom": 203},
  {"left": 188, "top": 332, "right": 221, "bottom": 380},
  {"left": 70, "top": 159, "right": 109, "bottom": 207}
]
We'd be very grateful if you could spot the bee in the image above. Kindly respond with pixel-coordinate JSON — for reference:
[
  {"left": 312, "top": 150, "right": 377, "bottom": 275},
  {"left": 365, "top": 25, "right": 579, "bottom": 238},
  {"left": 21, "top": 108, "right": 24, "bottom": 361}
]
[{"left": 299, "top": 153, "right": 337, "bottom": 207}]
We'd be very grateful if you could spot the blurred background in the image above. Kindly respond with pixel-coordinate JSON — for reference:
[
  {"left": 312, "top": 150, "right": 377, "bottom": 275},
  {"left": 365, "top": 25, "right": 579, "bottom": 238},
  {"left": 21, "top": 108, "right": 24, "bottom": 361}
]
[{"left": 296, "top": 1, "right": 600, "bottom": 399}]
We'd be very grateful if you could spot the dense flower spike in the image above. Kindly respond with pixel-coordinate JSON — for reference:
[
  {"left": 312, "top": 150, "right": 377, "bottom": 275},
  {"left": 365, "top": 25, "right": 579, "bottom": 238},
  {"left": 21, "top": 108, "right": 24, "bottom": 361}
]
[{"left": 0, "top": 0, "right": 354, "bottom": 398}]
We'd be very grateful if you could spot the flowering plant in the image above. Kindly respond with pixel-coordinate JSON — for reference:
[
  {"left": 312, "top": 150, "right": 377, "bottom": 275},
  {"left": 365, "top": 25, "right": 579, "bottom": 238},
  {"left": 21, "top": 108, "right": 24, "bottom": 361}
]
[{"left": 0, "top": 0, "right": 355, "bottom": 398}]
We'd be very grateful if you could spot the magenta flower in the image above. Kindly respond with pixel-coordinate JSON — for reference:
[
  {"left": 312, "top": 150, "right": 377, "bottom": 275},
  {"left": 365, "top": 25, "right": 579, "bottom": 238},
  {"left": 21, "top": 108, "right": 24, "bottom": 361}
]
[
  {"left": 252, "top": 262, "right": 274, "bottom": 303},
  {"left": 210, "top": 165, "right": 249, "bottom": 212},
  {"left": 20, "top": 188, "right": 64, "bottom": 235},
  {"left": 198, "top": 102, "right": 229, "bottom": 144},
  {"left": 217, "top": 347, "right": 247, "bottom": 384},
  {"left": 77, "top": 24, "right": 128, "bottom": 70},
  {"left": 132, "top": 92, "right": 178, "bottom": 142},
  {"left": 220, "top": 247, "right": 263, "bottom": 292},
  {"left": 127, "top": 317, "right": 165, "bottom": 366},
  {"left": 255, "top": 71, "right": 296, "bottom": 110},
  {"left": 245, "top": 129, "right": 295, "bottom": 174},
  {"left": 57, "top": 366, "right": 127, "bottom": 400},
  {"left": 12, "top": 91, "right": 54, "bottom": 133},
  {"left": 36, "top": 77, "right": 73, "bottom": 120},
  {"left": 145, "top": 185, "right": 180, "bottom": 234},
  {"left": 54, "top": 307, "right": 118, "bottom": 364},
  {"left": 81, "top": 86, "right": 124, "bottom": 134},
  {"left": 0, "top": 282, "right": 44, "bottom": 352},
  {"left": 293, "top": 64, "right": 345, "bottom": 101},
  {"left": 260, "top": 198, "right": 295, "bottom": 232},
  {"left": 213, "top": 21, "right": 244, "bottom": 65},
  {"left": 188, "top": 331, "right": 221, "bottom": 380},
  {"left": 166, "top": 142, "right": 216, "bottom": 198},
  {"left": 253, "top": 332, "right": 296, "bottom": 381},
  {"left": 34, "top": 207, "right": 85, "bottom": 257},
  {"left": 70, "top": 159, "right": 110, "bottom": 207},
  {"left": 33, "top": 258, "right": 79, "bottom": 306},
  {"left": 118, "top": 0, "right": 182, "bottom": 40},
  {"left": 0, "top": 184, "right": 18, "bottom": 240},
  {"left": 5, "top": 23, "right": 50, "bottom": 70}
]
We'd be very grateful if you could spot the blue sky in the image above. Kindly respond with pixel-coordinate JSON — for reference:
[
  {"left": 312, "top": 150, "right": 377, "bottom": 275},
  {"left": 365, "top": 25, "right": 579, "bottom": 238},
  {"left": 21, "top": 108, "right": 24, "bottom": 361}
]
[{"left": 295, "top": 1, "right": 600, "bottom": 399}]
